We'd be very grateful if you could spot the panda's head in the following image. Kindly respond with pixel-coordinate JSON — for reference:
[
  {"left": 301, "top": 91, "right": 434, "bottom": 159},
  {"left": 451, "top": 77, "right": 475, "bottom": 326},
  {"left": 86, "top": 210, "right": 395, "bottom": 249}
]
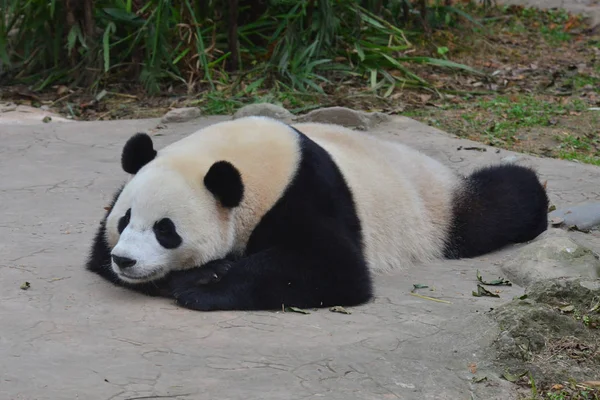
[{"left": 104, "top": 132, "right": 244, "bottom": 284}]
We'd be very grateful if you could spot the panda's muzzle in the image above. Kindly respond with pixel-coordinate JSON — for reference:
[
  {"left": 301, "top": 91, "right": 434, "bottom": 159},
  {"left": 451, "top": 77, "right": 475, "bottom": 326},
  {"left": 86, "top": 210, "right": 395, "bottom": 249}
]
[{"left": 112, "top": 255, "right": 137, "bottom": 270}]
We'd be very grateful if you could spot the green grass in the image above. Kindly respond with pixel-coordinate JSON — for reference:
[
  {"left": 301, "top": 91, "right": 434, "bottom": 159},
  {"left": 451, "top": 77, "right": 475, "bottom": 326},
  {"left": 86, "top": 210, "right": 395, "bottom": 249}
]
[
  {"left": 557, "top": 136, "right": 600, "bottom": 166},
  {"left": 518, "top": 372, "right": 600, "bottom": 400},
  {"left": 567, "top": 75, "right": 600, "bottom": 90},
  {"left": 455, "top": 95, "right": 587, "bottom": 143}
]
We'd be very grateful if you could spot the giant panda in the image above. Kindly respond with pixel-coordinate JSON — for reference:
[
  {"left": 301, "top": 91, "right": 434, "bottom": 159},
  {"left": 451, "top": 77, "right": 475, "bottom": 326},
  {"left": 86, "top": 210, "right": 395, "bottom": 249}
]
[{"left": 86, "top": 116, "right": 549, "bottom": 311}]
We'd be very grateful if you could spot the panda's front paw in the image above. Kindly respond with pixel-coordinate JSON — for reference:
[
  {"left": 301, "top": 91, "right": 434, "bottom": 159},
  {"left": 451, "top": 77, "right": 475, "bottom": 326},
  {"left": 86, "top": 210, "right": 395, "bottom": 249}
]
[
  {"left": 168, "top": 259, "right": 233, "bottom": 292},
  {"left": 191, "top": 259, "right": 233, "bottom": 285}
]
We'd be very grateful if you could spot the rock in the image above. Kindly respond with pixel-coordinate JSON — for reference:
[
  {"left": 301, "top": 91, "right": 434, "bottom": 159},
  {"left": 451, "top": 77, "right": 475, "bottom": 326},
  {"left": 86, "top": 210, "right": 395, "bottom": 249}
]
[
  {"left": 500, "top": 229, "right": 600, "bottom": 287},
  {"left": 489, "top": 278, "right": 600, "bottom": 388},
  {"left": 161, "top": 107, "right": 201, "bottom": 123},
  {"left": 233, "top": 103, "right": 293, "bottom": 122},
  {"left": 294, "top": 107, "right": 389, "bottom": 130},
  {"left": 0, "top": 104, "right": 73, "bottom": 125},
  {"left": 500, "top": 155, "right": 523, "bottom": 164},
  {"left": 548, "top": 202, "right": 600, "bottom": 231},
  {"left": 0, "top": 102, "right": 17, "bottom": 113},
  {"left": 524, "top": 277, "right": 600, "bottom": 308}
]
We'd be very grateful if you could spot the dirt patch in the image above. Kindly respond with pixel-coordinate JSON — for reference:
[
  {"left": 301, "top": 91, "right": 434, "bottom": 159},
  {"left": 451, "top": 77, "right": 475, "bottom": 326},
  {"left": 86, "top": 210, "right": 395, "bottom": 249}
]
[
  {"left": 488, "top": 278, "right": 600, "bottom": 395},
  {"left": 406, "top": 93, "right": 600, "bottom": 165}
]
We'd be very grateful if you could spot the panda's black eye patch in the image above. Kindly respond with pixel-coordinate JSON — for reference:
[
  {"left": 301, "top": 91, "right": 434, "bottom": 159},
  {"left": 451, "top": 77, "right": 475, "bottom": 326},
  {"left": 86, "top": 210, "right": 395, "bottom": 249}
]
[
  {"left": 153, "top": 218, "right": 182, "bottom": 249},
  {"left": 117, "top": 208, "right": 131, "bottom": 234}
]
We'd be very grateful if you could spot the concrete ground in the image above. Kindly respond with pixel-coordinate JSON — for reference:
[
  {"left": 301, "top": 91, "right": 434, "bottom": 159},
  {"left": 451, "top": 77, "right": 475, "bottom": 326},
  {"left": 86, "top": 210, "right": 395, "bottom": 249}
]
[{"left": 1, "top": 115, "right": 600, "bottom": 400}]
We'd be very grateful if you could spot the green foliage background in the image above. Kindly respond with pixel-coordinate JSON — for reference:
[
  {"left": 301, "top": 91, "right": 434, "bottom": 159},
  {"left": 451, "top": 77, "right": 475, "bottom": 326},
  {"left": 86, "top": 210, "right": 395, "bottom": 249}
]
[{"left": 0, "top": 0, "right": 482, "bottom": 94}]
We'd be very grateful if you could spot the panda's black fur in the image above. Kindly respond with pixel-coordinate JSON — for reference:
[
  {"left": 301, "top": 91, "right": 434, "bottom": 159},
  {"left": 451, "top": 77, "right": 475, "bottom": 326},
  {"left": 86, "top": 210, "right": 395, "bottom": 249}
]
[
  {"left": 86, "top": 121, "right": 549, "bottom": 311},
  {"left": 443, "top": 164, "right": 550, "bottom": 259}
]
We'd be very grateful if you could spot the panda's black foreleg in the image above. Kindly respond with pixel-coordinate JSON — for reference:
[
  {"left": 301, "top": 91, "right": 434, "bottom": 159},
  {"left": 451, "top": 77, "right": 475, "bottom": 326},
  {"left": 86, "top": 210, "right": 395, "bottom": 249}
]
[
  {"left": 176, "top": 259, "right": 234, "bottom": 285},
  {"left": 167, "top": 244, "right": 373, "bottom": 312}
]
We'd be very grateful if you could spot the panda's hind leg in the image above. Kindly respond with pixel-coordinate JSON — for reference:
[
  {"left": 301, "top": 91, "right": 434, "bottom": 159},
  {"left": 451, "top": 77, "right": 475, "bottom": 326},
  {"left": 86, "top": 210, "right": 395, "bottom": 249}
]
[{"left": 444, "top": 163, "right": 549, "bottom": 259}]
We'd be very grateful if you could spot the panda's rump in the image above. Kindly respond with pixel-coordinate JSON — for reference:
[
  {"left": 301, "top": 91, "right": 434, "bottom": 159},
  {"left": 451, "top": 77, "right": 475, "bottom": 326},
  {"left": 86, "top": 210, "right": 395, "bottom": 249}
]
[{"left": 292, "top": 123, "right": 461, "bottom": 272}]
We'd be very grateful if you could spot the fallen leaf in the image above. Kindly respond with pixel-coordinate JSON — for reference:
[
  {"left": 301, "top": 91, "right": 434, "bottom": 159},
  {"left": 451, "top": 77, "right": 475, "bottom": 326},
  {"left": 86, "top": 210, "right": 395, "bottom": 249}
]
[
  {"left": 560, "top": 305, "right": 575, "bottom": 313},
  {"left": 568, "top": 225, "right": 590, "bottom": 233},
  {"left": 551, "top": 384, "right": 564, "bottom": 390},
  {"left": 468, "top": 362, "right": 477, "bottom": 374},
  {"left": 477, "top": 270, "right": 512, "bottom": 286},
  {"left": 502, "top": 370, "right": 528, "bottom": 382},
  {"left": 564, "top": 16, "right": 579, "bottom": 31},
  {"left": 330, "top": 306, "right": 352, "bottom": 314},
  {"left": 550, "top": 217, "right": 564, "bottom": 226},
  {"left": 472, "top": 376, "right": 488, "bottom": 383},
  {"left": 472, "top": 284, "right": 500, "bottom": 298},
  {"left": 411, "top": 283, "right": 429, "bottom": 293}
]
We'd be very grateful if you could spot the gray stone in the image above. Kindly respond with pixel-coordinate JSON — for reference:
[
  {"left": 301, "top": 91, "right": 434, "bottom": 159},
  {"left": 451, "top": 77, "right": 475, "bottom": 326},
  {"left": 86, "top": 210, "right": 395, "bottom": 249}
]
[
  {"left": 294, "top": 106, "right": 389, "bottom": 130},
  {"left": 500, "top": 229, "right": 600, "bottom": 287},
  {"left": 233, "top": 103, "right": 293, "bottom": 121},
  {"left": 0, "top": 103, "right": 73, "bottom": 125},
  {"left": 160, "top": 107, "right": 201, "bottom": 123},
  {"left": 548, "top": 202, "right": 600, "bottom": 231},
  {"left": 500, "top": 155, "right": 523, "bottom": 164}
]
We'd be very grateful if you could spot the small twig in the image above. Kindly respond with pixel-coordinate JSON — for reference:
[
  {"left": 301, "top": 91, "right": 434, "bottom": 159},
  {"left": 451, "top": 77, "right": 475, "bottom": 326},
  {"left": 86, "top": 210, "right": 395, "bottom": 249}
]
[
  {"left": 108, "top": 92, "right": 139, "bottom": 99},
  {"left": 409, "top": 292, "right": 452, "bottom": 304},
  {"left": 125, "top": 394, "right": 193, "bottom": 400},
  {"left": 95, "top": 110, "right": 113, "bottom": 121},
  {"left": 51, "top": 92, "right": 75, "bottom": 106}
]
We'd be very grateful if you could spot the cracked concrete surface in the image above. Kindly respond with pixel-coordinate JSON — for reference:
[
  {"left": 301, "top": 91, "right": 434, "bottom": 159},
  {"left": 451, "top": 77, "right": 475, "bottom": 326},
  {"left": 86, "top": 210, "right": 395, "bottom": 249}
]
[{"left": 1, "top": 115, "right": 600, "bottom": 400}]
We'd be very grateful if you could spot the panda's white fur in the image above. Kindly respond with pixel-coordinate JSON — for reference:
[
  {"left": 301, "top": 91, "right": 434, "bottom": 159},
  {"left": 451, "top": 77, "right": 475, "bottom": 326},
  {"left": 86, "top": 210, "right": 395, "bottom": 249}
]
[
  {"left": 296, "top": 122, "right": 461, "bottom": 272},
  {"left": 88, "top": 115, "right": 548, "bottom": 310}
]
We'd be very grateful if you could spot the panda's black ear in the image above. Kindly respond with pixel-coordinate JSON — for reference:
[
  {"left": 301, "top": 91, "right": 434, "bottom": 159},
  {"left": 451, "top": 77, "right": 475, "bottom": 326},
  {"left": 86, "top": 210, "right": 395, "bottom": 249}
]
[
  {"left": 204, "top": 161, "right": 244, "bottom": 208},
  {"left": 121, "top": 133, "right": 157, "bottom": 174}
]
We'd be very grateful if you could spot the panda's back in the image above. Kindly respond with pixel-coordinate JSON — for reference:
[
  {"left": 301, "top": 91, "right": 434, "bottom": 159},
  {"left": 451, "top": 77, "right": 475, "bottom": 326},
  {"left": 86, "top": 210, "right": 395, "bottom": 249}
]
[
  {"left": 293, "top": 122, "right": 462, "bottom": 272},
  {"left": 158, "top": 117, "right": 462, "bottom": 272}
]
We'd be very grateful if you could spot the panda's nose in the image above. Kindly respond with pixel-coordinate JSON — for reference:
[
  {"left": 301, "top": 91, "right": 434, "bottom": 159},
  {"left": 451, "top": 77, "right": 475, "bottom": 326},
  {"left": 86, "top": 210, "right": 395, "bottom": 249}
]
[{"left": 112, "top": 255, "right": 137, "bottom": 269}]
